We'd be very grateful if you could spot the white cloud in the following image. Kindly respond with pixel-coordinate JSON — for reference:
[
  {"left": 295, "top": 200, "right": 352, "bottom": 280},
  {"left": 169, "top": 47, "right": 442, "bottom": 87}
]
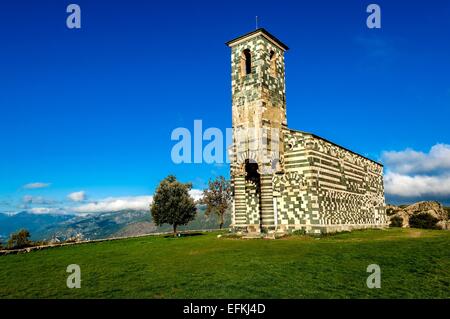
[
  {"left": 0, "top": 188, "right": 204, "bottom": 216},
  {"left": 68, "top": 191, "right": 87, "bottom": 202},
  {"left": 383, "top": 144, "right": 450, "bottom": 198},
  {"left": 189, "top": 189, "right": 203, "bottom": 201},
  {"left": 23, "top": 182, "right": 51, "bottom": 189},
  {"left": 384, "top": 172, "right": 450, "bottom": 197},
  {"left": 73, "top": 196, "right": 153, "bottom": 214},
  {"left": 71, "top": 189, "right": 202, "bottom": 214},
  {"left": 382, "top": 144, "right": 450, "bottom": 175},
  {"left": 28, "top": 207, "right": 66, "bottom": 215}
]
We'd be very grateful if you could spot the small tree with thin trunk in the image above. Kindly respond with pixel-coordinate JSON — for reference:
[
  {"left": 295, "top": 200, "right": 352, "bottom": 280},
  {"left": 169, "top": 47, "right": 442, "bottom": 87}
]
[
  {"left": 7, "top": 229, "right": 32, "bottom": 249},
  {"left": 151, "top": 175, "right": 197, "bottom": 236},
  {"left": 200, "top": 176, "right": 231, "bottom": 229}
]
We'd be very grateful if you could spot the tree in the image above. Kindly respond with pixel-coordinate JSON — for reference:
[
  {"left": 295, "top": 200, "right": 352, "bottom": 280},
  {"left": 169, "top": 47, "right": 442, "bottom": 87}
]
[
  {"left": 409, "top": 213, "right": 439, "bottom": 229},
  {"left": 389, "top": 215, "right": 403, "bottom": 227},
  {"left": 151, "top": 175, "right": 197, "bottom": 236},
  {"left": 200, "top": 176, "right": 231, "bottom": 229},
  {"left": 7, "top": 229, "right": 32, "bottom": 249}
]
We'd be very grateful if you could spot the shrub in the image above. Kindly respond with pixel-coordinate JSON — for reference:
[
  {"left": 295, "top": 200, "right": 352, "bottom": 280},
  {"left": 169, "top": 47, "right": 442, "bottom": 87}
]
[
  {"left": 390, "top": 216, "right": 403, "bottom": 227},
  {"left": 409, "top": 213, "right": 439, "bottom": 230},
  {"left": 292, "top": 229, "right": 307, "bottom": 235},
  {"left": 7, "top": 229, "right": 33, "bottom": 249}
]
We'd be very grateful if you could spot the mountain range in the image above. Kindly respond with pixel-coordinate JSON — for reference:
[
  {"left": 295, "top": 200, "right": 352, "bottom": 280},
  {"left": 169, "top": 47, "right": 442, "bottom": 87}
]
[{"left": 0, "top": 206, "right": 230, "bottom": 244}]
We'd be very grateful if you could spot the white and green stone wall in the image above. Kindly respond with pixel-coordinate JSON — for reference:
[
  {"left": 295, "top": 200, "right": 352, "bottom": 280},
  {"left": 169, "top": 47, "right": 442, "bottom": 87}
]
[
  {"left": 227, "top": 29, "right": 388, "bottom": 234},
  {"left": 274, "top": 128, "right": 388, "bottom": 234}
]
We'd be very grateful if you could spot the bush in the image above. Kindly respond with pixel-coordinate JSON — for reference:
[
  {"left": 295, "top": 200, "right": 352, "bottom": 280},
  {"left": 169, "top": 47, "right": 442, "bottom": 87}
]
[
  {"left": 292, "top": 229, "right": 307, "bottom": 235},
  {"left": 409, "top": 213, "right": 439, "bottom": 230},
  {"left": 7, "top": 229, "right": 33, "bottom": 249},
  {"left": 390, "top": 216, "right": 403, "bottom": 227}
]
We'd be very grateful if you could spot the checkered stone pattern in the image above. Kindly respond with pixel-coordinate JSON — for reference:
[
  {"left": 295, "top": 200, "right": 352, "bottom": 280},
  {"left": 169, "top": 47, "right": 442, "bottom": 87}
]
[
  {"left": 300, "top": 134, "right": 388, "bottom": 231},
  {"left": 233, "top": 175, "right": 247, "bottom": 228},
  {"left": 245, "top": 180, "right": 260, "bottom": 226},
  {"left": 273, "top": 173, "right": 310, "bottom": 227},
  {"left": 319, "top": 190, "right": 372, "bottom": 224}
]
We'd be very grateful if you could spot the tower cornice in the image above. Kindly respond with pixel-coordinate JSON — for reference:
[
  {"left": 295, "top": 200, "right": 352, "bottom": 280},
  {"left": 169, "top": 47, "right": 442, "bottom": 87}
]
[{"left": 226, "top": 28, "right": 289, "bottom": 51}]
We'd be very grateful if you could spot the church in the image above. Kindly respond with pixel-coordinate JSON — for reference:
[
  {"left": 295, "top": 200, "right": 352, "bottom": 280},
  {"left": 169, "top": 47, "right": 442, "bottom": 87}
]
[{"left": 226, "top": 29, "right": 388, "bottom": 235}]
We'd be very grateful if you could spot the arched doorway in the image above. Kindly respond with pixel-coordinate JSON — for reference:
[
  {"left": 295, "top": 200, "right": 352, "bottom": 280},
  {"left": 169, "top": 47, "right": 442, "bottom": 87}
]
[{"left": 245, "top": 159, "right": 262, "bottom": 232}]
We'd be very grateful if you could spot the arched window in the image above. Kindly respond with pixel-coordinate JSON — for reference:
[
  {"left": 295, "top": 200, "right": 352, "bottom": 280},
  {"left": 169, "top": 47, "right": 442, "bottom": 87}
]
[
  {"left": 241, "top": 49, "right": 252, "bottom": 77},
  {"left": 269, "top": 50, "right": 277, "bottom": 77}
]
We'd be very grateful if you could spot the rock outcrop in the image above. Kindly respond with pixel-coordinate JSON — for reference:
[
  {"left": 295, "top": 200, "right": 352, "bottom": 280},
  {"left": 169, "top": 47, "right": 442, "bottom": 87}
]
[{"left": 387, "top": 201, "right": 449, "bottom": 229}]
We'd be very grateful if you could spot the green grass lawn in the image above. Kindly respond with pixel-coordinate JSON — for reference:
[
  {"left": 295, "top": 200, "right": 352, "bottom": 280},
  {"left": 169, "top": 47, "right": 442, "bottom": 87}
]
[{"left": 0, "top": 228, "right": 449, "bottom": 298}]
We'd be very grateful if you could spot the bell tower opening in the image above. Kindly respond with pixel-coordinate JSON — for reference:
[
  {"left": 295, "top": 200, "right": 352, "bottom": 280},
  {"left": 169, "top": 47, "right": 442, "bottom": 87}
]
[
  {"left": 241, "top": 49, "right": 252, "bottom": 76},
  {"left": 269, "top": 50, "right": 277, "bottom": 77}
]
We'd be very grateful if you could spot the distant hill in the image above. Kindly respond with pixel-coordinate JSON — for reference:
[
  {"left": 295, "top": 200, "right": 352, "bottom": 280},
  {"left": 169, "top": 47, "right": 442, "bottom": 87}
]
[
  {"left": 0, "top": 212, "right": 73, "bottom": 242},
  {"left": 0, "top": 206, "right": 231, "bottom": 243}
]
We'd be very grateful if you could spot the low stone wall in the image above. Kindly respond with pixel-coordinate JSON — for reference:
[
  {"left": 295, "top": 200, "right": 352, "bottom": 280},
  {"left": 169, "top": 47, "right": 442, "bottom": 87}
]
[
  {"left": 0, "top": 228, "right": 223, "bottom": 256},
  {"left": 317, "top": 223, "right": 389, "bottom": 234}
]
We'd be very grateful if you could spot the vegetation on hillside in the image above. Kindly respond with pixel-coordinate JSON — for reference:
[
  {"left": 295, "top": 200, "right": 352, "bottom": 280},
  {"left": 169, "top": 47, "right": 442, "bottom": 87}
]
[
  {"left": 389, "top": 216, "right": 403, "bottom": 228},
  {"left": 409, "top": 213, "right": 440, "bottom": 230}
]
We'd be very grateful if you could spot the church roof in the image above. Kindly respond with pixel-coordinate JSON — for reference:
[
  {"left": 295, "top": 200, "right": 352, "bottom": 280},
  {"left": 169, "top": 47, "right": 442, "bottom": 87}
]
[
  {"left": 288, "top": 128, "right": 383, "bottom": 166},
  {"left": 225, "top": 28, "right": 289, "bottom": 51}
]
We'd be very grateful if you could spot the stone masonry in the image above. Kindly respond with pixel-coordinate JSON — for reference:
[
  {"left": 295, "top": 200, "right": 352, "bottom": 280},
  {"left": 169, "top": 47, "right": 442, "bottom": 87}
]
[{"left": 226, "top": 29, "right": 388, "bottom": 234}]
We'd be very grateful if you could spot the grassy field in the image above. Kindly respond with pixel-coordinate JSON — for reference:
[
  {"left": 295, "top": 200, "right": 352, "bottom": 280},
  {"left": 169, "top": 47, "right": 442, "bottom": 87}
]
[{"left": 0, "top": 228, "right": 449, "bottom": 299}]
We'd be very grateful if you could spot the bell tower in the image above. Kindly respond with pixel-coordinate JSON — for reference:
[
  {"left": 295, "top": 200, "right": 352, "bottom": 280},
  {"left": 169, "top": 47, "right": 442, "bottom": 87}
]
[{"left": 226, "top": 28, "right": 289, "bottom": 233}]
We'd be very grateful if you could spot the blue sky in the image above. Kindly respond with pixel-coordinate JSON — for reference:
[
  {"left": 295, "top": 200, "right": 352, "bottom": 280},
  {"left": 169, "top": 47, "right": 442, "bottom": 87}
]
[{"left": 1, "top": 0, "right": 450, "bottom": 213}]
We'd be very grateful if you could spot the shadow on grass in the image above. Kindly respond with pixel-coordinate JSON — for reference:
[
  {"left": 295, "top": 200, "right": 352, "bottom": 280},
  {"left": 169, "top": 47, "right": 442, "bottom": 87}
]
[{"left": 163, "top": 232, "right": 205, "bottom": 238}]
